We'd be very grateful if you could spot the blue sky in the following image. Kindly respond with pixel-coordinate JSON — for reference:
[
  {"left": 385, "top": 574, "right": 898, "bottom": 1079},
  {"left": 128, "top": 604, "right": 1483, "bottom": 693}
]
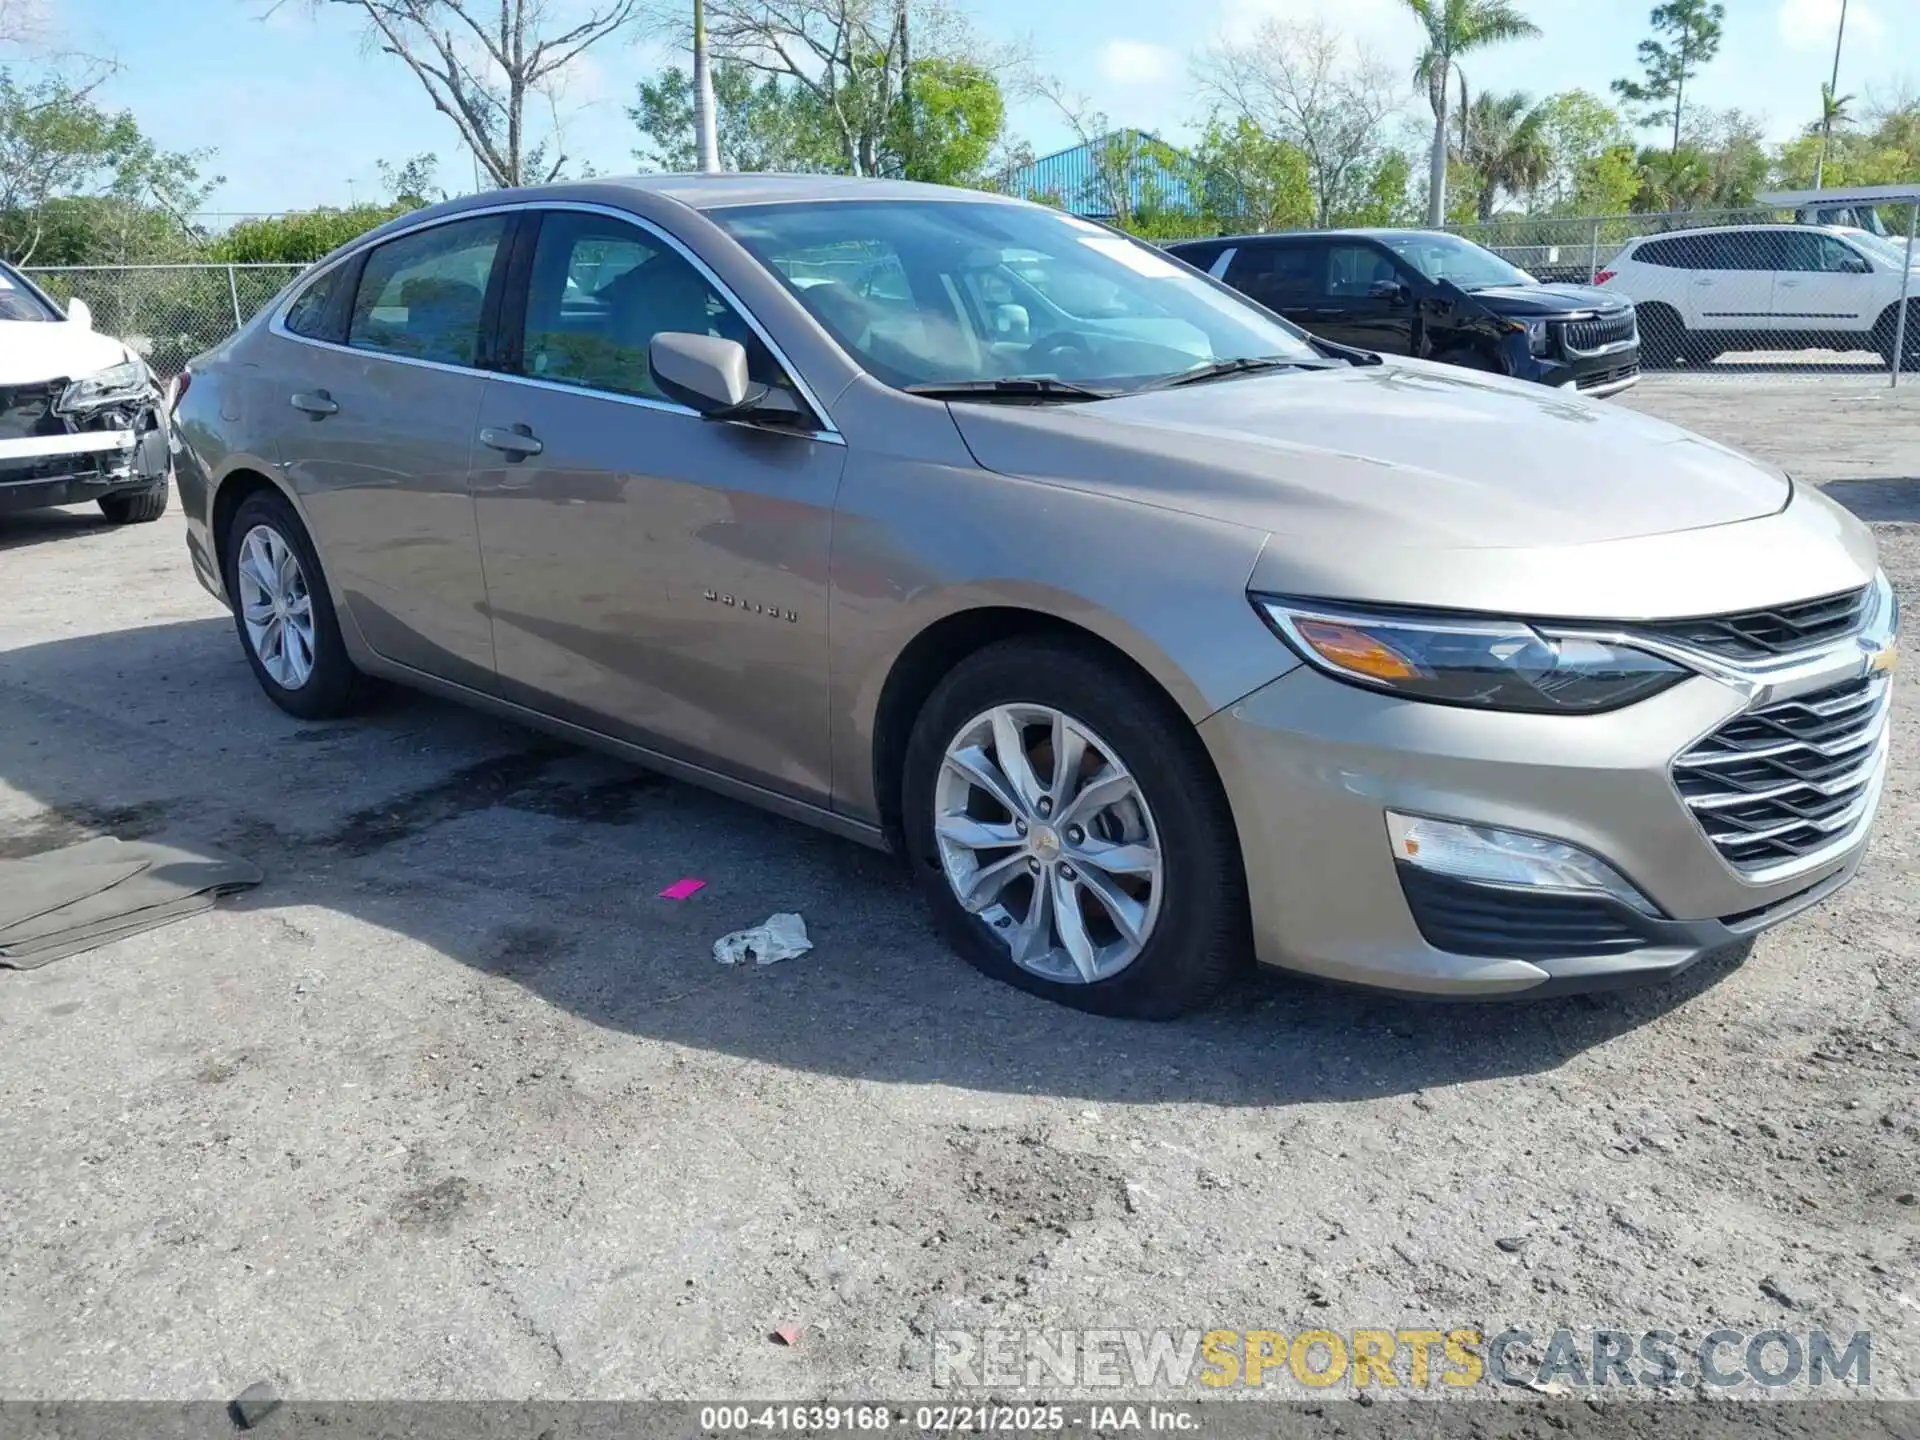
[{"left": 34, "top": 0, "right": 1920, "bottom": 215}]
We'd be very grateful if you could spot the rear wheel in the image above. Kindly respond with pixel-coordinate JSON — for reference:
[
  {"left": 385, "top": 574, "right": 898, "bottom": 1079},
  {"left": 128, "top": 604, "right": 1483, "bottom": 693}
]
[
  {"left": 1637, "top": 305, "right": 1684, "bottom": 368},
  {"left": 901, "top": 638, "right": 1249, "bottom": 1019},
  {"left": 221, "top": 489, "right": 370, "bottom": 719},
  {"left": 98, "top": 478, "right": 169, "bottom": 524}
]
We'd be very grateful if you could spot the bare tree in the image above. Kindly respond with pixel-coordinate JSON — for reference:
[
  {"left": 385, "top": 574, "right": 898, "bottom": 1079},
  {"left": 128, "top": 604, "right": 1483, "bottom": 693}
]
[
  {"left": 0, "top": 0, "right": 52, "bottom": 48},
  {"left": 1197, "top": 20, "right": 1405, "bottom": 228},
  {"left": 278, "top": 0, "right": 644, "bottom": 187}
]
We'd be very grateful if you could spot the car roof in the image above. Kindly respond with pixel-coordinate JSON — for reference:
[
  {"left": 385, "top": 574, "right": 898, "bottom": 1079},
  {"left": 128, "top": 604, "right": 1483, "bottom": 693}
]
[
  {"left": 1169, "top": 228, "right": 1453, "bottom": 248},
  {"left": 1624, "top": 223, "right": 1851, "bottom": 245}
]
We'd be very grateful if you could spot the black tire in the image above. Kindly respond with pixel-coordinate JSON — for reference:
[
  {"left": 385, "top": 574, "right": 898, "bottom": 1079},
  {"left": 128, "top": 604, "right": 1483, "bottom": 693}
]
[
  {"left": 1876, "top": 303, "right": 1920, "bottom": 372},
  {"left": 221, "top": 489, "right": 371, "bottom": 719},
  {"left": 98, "top": 478, "right": 169, "bottom": 524},
  {"left": 901, "top": 637, "right": 1249, "bottom": 1019},
  {"left": 1638, "top": 306, "right": 1684, "bottom": 368}
]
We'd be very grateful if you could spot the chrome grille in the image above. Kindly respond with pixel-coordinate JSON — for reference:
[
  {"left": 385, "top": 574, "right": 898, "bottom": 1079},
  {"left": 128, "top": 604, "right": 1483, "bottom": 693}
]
[
  {"left": 1561, "top": 313, "right": 1637, "bottom": 354},
  {"left": 1637, "top": 587, "right": 1871, "bottom": 661},
  {"left": 1674, "top": 675, "right": 1890, "bottom": 872}
]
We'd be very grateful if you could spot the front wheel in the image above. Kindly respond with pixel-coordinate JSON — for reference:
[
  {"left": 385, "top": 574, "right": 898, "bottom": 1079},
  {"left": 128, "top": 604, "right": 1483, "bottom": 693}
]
[
  {"left": 901, "top": 638, "right": 1249, "bottom": 1018},
  {"left": 221, "top": 490, "right": 370, "bottom": 719},
  {"left": 1877, "top": 303, "right": 1920, "bottom": 371},
  {"left": 99, "top": 479, "right": 169, "bottom": 524}
]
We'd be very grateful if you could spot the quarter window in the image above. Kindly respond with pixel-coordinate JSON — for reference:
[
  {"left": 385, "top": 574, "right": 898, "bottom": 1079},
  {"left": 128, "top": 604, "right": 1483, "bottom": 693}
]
[
  {"left": 284, "top": 265, "right": 345, "bottom": 340},
  {"left": 517, "top": 210, "right": 777, "bottom": 400},
  {"left": 347, "top": 215, "right": 506, "bottom": 367}
]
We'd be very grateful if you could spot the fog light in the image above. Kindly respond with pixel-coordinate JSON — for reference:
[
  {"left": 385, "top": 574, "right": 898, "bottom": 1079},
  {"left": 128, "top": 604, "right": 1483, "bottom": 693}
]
[{"left": 1385, "top": 812, "right": 1660, "bottom": 917}]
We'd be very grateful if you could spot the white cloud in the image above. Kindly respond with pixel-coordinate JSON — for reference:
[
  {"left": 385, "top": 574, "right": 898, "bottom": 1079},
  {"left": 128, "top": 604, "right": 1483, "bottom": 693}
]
[
  {"left": 1098, "top": 39, "right": 1178, "bottom": 86},
  {"left": 1777, "top": 0, "right": 1884, "bottom": 52}
]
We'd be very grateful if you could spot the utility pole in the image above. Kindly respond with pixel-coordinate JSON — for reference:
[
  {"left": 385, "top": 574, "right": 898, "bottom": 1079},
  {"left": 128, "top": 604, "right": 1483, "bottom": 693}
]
[
  {"left": 1814, "top": 0, "right": 1847, "bottom": 190},
  {"left": 692, "top": 0, "right": 720, "bottom": 174}
]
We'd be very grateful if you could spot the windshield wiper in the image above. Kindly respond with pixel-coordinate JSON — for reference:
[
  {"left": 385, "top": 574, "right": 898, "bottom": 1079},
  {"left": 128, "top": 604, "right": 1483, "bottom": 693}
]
[
  {"left": 904, "top": 377, "right": 1118, "bottom": 402},
  {"left": 1132, "top": 355, "right": 1326, "bottom": 392}
]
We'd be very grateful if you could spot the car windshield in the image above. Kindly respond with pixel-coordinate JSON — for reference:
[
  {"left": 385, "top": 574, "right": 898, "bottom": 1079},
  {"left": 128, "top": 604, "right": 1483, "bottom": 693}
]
[
  {"left": 1374, "top": 232, "right": 1534, "bottom": 291},
  {"left": 0, "top": 262, "right": 60, "bottom": 322},
  {"left": 713, "top": 200, "right": 1321, "bottom": 393}
]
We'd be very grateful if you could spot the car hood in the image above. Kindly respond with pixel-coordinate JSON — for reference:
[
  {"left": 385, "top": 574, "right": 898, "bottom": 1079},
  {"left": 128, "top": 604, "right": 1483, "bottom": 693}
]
[
  {"left": 0, "top": 321, "right": 129, "bottom": 385},
  {"left": 947, "top": 359, "right": 1788, "bottom": 550},
  {"left": 1455, "top": 282, "right": 1629, "bottom": 316}
]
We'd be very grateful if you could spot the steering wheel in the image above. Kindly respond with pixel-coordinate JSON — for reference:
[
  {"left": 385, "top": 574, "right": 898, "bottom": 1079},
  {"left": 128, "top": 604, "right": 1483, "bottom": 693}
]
[{"left": 1030, "top": 330, "right": 1094, "bottom": 364}]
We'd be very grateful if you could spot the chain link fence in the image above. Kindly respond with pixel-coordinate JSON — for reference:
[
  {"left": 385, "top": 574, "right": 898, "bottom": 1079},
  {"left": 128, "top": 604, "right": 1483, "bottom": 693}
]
[
  {"left": 21, "top": 208, "right": 1920, "bottom": 385},
  {"left": 21, "top": 263, "right": 307, "bottom": 379},
  {"left": 1449, "top": 205, "right": 1920, "bottom": 382}
]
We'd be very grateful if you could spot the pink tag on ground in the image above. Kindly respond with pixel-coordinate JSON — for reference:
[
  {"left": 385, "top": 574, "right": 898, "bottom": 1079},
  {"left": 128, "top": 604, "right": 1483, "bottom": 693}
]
[{"left": 659, "top": 878, "right": 706, "bottom": 900}]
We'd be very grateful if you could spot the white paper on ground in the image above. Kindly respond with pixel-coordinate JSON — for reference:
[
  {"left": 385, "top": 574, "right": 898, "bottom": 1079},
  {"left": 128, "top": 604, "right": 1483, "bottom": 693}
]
[{"left": 713, "top": 912, "right": 813, "bottom": 966}]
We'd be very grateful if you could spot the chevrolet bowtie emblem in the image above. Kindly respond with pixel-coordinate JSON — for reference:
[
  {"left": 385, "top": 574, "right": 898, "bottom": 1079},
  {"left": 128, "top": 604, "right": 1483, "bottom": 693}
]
[{"left": 1865, "top": 642, "right": 1897, "bottom": 676}]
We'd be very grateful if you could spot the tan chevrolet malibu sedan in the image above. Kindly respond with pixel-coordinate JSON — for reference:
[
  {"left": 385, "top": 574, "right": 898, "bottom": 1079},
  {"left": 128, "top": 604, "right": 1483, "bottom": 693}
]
[{"left": 172, "top": 176, "right": 1899, "bottom": 1017}]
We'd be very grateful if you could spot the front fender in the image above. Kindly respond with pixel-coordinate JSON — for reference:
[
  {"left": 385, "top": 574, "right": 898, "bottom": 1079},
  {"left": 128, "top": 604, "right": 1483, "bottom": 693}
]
[{"left": 826, "top": 449, "right": 1292, "bottom": 826}]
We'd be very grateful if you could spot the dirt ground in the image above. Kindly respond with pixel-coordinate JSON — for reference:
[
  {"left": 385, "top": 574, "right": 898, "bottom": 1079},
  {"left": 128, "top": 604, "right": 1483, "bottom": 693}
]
[{"left": 1, "top": 375, "right": 1916, "bottom": 1405}]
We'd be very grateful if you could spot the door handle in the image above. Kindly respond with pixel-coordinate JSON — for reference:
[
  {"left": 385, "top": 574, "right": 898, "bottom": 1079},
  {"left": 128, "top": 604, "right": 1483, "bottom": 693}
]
[
  {"left": 290, "top": 390, "right": 338, "bottom": 417},
  {"left": 1692, "top": 278, "right": 1715, "bottom": 286},
  {"left": 480, "top": 424, "right": 543, "bottom": 459}
]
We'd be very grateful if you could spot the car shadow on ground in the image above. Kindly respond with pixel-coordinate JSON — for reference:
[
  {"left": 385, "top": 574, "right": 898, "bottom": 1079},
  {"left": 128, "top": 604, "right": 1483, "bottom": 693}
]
[
  {"left": 0, "top": 507, "right": 118, "bottom": 554},
  {"left": 1822, "top": 477, "right": 1920, "bottom": 523},
  {"left": 0, "top": 615, "right": 1776, "bottom": 1110}
]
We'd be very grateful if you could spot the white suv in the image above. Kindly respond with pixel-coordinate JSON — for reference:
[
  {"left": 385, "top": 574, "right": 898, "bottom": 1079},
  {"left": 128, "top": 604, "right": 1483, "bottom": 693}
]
[{"left": 1597, "top": 224, "right": 1917, "bottom": 370}]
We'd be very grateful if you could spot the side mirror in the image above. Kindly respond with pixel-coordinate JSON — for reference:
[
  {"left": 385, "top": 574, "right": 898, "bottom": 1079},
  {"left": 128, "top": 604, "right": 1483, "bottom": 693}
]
[
  {"left": 650, "top": 332, "right": 767, "bottom": 416},
  {"left": 67, "top": 296, "right": 93, "bottom": 329},
  {"left": 1368, "top": 279, "right": 1409, "bottom": 306}
]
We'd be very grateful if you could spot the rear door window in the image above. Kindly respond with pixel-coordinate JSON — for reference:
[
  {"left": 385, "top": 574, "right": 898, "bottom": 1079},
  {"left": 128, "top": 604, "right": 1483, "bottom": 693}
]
[
  {"left": 347, "top": 215, "right": 507, "bottom": 368},
  {"left": 1225, "top": 242, "right": 1325, "bottom": 309}
]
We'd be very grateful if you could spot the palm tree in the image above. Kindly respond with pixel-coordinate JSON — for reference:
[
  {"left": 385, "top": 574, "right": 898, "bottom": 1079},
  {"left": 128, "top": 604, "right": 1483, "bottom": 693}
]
[
  {"left": 1813, "top": 0, "right": 1848, "bottom": 189},
  {"left": 1402, "top": 0, "right": 1541, "bottom": 227},
  {"left": 1456, "top": 90, "right": 1551, "bottom": 221},
  {"left": 1813, "top": 81, "right": 1853, "bottom": 189},
  {"left": 693, "top": 0, "right": 721, "bottom": 173}
]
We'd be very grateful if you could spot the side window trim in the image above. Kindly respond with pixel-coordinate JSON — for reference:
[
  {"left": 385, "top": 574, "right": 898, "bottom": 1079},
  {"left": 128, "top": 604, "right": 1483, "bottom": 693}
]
[
  {"left": 265, "top": 199, "right": 839, "bottom": 439},
  {"left": 494, "top": 203, "right": 839, "bottom": 439}
]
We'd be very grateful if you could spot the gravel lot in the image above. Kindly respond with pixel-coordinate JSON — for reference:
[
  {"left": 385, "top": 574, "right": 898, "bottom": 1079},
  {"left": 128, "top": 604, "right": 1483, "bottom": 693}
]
[{"left": 1, "top": 375, "right": 1916, "bottom": 1405}]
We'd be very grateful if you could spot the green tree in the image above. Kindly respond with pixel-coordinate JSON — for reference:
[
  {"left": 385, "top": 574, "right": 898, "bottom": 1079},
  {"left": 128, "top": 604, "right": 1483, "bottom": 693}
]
[
  {"left": 0, "top": 70, "right": 217, "bottom": 263},
  {"left": 889, "top": 57, "right": 1002, "bottom": 185},
  {"left": 631, "top": 61, "right": 836, "bottom": 173},
  {"left": 630, "top": 53, "right": 1001, "bottom": 184},
  {"left": 1192, "top": 116, "right": 1313, "bottom": 233},
  {"left": 206, "top": 204, "right": 414, "bottom": 264},
  {"left": 1574, "top": 142, "right": 1642, "bottom": 214},
  {"left": 1528, "top": 89, "right": 1631, "bottom": 212},
  {"left": 1455, "top": 89, "right": 1550, "bottom": 220},
  {"left": 1334, "top": 148, "right": 1415, "bottom": 227},
  {"left": 1612, "top": 0, "right": 1725, "bottom": 157},
  {"left": 1400, "top": 0, "right": 1540, "bottom": 227}
]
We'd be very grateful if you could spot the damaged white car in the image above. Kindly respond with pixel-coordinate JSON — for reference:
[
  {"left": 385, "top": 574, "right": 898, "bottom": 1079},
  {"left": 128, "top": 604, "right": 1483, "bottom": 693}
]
[{"left": 1, "top": 259, "right": 170, "bottom": 524}]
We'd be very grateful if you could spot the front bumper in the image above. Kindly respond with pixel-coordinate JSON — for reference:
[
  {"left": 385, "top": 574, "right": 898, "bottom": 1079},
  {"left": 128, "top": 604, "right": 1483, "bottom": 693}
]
[
  {"left": 1200, "top": 661, "right": 1886, "bottom": 998},
  {"left": 0, "top": 410, "right": 169, "bottom": 515},
  {"left": 1515, "top": 348, "right": 1642, "bottom": 397}
]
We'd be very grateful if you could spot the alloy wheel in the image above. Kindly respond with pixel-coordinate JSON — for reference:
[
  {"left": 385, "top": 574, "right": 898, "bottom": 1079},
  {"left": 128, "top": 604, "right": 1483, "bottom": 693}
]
[
  {"left": 235, "top": 523, "right": 316, "bottom": 690},
  {"left": 933, "top": 704, "right": 1164, "bottom": 984}
]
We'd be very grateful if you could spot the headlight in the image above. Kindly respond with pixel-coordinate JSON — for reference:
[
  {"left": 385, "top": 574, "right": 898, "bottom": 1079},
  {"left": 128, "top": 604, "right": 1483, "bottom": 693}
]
[
  {"left": 59, "top": 358, "right": 151, "bottom": 412},
  {"left": 1502, "top": 318, "right": 1552, "bottom": 356},
  {"left": 1862, "top": 568, "right": 1899, "bottom": 643},
  {"left": 1253, "top": 596, "right": 1688, "bottom": 713}
]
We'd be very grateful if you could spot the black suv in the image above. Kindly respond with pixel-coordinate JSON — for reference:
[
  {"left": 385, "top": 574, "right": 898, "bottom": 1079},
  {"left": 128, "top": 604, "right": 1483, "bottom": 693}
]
[{"left": 1167, "top": 229, "right": 1641, "bottom": 397}]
